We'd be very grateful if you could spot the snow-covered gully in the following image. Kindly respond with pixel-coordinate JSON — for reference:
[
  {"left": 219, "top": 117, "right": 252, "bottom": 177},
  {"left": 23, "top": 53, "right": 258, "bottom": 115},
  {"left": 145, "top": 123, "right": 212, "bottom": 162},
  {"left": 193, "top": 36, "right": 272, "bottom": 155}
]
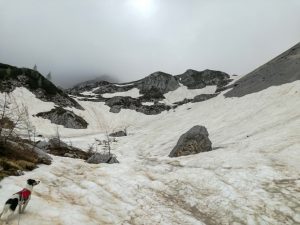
[{"left": 0, "top": 81, "right": 300, "bottom": 225}]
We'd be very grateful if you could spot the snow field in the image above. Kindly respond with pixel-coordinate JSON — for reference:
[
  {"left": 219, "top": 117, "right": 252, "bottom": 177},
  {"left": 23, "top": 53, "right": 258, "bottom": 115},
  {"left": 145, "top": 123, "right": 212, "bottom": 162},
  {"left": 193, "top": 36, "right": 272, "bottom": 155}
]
[{"left": 0, "top": 81, "right": 299, "bottom": 224}]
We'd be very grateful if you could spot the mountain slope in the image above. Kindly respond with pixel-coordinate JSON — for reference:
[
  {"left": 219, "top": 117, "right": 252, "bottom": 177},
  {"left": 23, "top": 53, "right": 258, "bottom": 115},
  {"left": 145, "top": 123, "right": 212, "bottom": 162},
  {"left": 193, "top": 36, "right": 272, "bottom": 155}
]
[
  {"left": 225, "top": 42, "right": 300, "bottom": 97},
  {"left": 0, "top": 80, "right": 299, "bottom": 225},
  {"left": 0, "top": 44, "right": 299, "bottom": 225},
  {"left": 0, "top": 63, "right": 83, "bottom": 109}
]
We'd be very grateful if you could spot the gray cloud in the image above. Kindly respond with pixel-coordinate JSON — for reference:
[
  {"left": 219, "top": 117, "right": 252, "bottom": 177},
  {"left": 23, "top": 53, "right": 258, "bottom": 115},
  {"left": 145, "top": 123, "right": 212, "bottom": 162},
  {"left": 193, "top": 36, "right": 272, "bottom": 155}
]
[{"left": 0, "top": 0, "right": 300, "bottom": 87}]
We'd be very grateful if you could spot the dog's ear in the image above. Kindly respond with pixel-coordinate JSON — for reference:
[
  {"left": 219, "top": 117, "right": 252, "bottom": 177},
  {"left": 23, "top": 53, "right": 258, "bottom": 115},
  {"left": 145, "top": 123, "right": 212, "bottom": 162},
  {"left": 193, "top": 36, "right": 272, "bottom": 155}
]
[
  {"left": 27, "top": 179, "right": 35, "bottom": 186},
  {"left": 27, "top": 179, "right": 40, "bottom": 186}
]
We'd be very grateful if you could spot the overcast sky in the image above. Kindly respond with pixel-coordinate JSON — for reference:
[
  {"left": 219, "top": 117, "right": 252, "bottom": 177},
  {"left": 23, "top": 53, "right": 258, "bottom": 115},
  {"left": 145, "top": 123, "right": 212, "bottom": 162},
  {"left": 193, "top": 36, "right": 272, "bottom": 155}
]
[{"left": 0, "top": 0, "right": 300, "bottom": 87}]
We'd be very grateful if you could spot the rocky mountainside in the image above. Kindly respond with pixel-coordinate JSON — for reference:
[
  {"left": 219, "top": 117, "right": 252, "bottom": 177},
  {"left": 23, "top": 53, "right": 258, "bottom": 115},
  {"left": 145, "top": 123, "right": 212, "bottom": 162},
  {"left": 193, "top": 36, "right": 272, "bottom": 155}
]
[
  {"left": 0, "top": 63, "right": 83, "bottom": 109},
  {"left": 69, "top": 69, "right": 231, "bottom": 96},
  {"left": 68, "top": 69, "right": 232, "bottom": 114},
  {"left": 0, "top": 43, "right": 299, "bottom": 225},
  {"left": 225, "top": 42, "right": 300, "bottom": 97}
]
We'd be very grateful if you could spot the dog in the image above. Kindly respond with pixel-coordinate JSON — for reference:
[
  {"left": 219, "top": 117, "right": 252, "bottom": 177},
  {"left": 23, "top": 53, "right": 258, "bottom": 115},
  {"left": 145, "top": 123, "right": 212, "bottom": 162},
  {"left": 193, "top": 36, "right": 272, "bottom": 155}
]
[{"left": 0, "top": 179, "right": 40, "bottom": 224}]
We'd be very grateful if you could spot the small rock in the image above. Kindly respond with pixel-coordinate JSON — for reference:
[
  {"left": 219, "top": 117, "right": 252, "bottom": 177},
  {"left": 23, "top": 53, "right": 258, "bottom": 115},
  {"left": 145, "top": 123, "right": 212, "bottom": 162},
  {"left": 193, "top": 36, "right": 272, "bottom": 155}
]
[
  {"left": 16, "top": 170, "right": 24, "bottom": 176},
  {"left": 109, "top": 130, "right": 127, "bottom": 137},
  {"left": 87, "top": 153, "right": 119, "bottom": 164}
]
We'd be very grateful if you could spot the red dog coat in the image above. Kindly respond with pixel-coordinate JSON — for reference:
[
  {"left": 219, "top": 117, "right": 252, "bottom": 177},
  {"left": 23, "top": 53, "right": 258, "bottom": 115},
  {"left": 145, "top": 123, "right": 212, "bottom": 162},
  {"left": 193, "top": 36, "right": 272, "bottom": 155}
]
[{"left": 16, "top": 189, "right": 31, "bottom": 201}]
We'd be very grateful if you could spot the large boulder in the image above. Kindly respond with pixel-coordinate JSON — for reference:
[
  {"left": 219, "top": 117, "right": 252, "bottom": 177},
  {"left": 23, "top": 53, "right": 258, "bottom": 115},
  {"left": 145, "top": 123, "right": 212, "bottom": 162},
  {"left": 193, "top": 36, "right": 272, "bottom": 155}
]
[
  {"left": 169, "top": 125, "right": 212, "bottom": 157},
  {"left": 36, "top": 107, "right": 88, "bottom": 129}
]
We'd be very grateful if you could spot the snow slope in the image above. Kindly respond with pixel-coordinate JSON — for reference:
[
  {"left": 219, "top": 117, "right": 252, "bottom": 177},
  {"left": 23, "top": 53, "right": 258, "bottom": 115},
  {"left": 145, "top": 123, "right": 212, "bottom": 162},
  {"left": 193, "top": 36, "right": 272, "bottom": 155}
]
[
  {"left": 163, "top": 84, "right": 217, "bottom": 104},
  {"left": 102, "top": 88, "right": 142, "bottom": 98},
  {"left": 0, "top": 81, "right": 300, "bottom": 225}
]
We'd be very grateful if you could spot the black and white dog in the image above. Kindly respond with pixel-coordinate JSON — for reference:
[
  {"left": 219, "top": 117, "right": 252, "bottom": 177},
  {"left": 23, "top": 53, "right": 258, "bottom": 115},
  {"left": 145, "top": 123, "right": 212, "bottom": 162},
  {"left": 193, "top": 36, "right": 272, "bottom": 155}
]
[{"left": 0, "top": 179, "right": 40, "bottom": 224}]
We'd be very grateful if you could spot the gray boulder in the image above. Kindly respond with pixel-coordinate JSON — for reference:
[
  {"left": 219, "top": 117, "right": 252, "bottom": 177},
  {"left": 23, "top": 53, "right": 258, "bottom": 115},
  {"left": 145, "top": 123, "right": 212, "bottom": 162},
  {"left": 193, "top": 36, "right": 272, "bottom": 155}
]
[
  {"left": 36, "top": 107, "right": 88, "bottom": 129},
  {"left": 87, "top": 153, "right": 119, "bottom": 164},
  {"left": 169, "top": 125, "right": 212, "bottom": 157}
]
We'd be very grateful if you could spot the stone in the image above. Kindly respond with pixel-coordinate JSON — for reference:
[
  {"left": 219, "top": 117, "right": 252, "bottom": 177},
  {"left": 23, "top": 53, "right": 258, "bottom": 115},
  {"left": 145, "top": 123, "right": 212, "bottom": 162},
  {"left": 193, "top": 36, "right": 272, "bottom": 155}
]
[
  {"left": 109, "top": 130, "right": 127, "bottom": 137},
  {"left": 169, "top": 125, "right": 212, "bottom": 157},
  {"left": 86, "top": 153, "right": 119, "bottom": 164}
]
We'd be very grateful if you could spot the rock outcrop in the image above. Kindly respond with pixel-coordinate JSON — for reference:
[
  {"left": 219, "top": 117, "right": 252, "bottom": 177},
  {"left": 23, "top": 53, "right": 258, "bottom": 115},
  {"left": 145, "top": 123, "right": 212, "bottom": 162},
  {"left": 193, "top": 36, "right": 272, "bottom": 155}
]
[
  {"left": 136, "top": 104, "right": 171, "bottom": 115},
  {"left": 137, "top": 71, "right": 180, "bottom": 94},
  {"left": 176, "top": 69, "right": 232, "bottom": 89},
  {"left": 36, "top": 107, "right": 88, "bottom": 129},
  {"left": 192, "top": 94, "right": 219, "bottom": 103},
  {"left": 105, "top": 96, "right": 142, "bottom": 113},
  {"left": 169, "top": 125, "right": 212, "bottom": 157},
  {"left": 68, "top": 68, "right": 232, "bottom": 114}
]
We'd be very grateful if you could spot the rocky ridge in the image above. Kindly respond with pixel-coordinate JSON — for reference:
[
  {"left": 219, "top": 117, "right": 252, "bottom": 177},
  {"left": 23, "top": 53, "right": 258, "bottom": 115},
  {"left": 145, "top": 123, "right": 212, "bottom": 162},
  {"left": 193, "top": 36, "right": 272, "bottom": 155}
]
[{"left": 68, "top": 69, "right": 232, "bottom": 114}]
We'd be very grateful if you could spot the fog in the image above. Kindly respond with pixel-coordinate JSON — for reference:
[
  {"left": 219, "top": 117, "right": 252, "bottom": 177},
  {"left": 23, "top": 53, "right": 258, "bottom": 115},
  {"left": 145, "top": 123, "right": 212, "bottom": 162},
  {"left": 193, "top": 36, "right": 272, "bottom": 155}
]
[{"left": 0, "top": 0, "right": 299, "bottom": 87}]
